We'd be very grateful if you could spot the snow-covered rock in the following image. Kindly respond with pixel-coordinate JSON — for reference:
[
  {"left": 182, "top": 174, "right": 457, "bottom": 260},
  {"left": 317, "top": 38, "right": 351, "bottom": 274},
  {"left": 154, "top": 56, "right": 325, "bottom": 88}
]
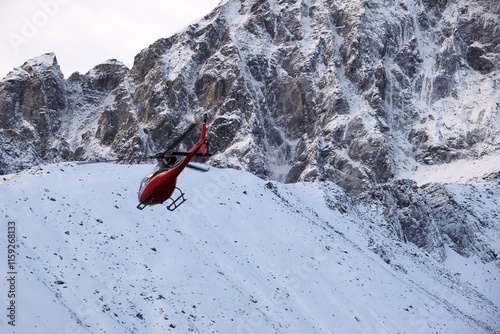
[
  {"left": 0, "top": 163, "right": 498, "bottom": 333},
  {"left": 1, "top": 0, "right": 498, "bottom": 194}
]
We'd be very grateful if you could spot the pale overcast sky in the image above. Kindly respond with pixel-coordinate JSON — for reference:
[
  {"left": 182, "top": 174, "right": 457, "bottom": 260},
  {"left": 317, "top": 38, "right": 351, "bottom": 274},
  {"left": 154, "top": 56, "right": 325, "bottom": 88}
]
[{"left": 0, "top": 0, "right": 221, "bottom": 79}]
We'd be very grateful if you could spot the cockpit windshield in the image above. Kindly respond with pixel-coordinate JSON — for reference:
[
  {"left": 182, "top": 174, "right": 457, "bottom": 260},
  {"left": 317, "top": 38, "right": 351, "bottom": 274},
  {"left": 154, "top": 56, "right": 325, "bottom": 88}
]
[{"left": 138, "top": 172, "right": 154, "bottom": 196}]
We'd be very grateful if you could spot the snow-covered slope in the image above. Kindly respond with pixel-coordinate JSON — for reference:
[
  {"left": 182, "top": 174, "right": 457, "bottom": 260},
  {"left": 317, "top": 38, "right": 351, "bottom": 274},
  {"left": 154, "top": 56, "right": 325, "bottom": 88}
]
[{"left": 1, "top": 163, "right": 498, "bottom": 333}]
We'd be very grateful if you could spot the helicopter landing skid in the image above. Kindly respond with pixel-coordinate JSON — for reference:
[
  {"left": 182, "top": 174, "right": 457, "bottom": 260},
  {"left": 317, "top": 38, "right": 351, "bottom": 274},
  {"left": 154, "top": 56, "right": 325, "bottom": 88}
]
[
  {"left": 166, "top": 187, "right": 187, "bottom": 211},
  {"left": 137, "top": 201, "right": 148, "bottom": 210}
]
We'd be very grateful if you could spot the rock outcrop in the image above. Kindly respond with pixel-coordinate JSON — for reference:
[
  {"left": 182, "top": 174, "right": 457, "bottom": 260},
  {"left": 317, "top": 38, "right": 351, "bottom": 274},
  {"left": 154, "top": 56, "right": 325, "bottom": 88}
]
[{"left": 362, "top": 179, "right": 500, "bottom": 263}]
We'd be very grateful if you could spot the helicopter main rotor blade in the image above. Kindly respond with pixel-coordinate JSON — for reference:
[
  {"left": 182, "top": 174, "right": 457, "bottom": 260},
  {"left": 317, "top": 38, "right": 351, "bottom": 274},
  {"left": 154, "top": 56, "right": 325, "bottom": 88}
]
[
  {"left": 162, "top": 123, "right": 197, "bottom": 156},
  {"left": 76, "top": 122, "right": 199, "bottom": 164},
  {"left": 76, "top": 155, "right": 159, "bottom": 165},
  {"left": 186, "top": 163, "right": 209, "bottom": 172},
  {"left": 75, "top": 158, "right": 122, "bottom": 165}
]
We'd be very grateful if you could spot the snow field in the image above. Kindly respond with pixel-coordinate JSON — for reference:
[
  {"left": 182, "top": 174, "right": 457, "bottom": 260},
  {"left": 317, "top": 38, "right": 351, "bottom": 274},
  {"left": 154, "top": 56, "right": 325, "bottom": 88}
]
[{"left": 0, "top": 162, "right": 498, "bottom": 333}]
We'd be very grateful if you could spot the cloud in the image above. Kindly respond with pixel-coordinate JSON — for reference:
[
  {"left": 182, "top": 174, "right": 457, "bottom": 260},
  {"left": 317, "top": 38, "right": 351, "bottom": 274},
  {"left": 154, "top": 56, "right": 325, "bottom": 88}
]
[{"left": 0, "top": 0, "right": 220, "bottom": 79}]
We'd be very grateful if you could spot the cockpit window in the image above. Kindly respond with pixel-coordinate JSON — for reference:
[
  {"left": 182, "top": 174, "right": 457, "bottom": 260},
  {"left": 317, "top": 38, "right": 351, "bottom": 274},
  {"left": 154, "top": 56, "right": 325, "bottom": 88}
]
[{"left": 138, "top": 173, "right": 154, "bottom": 195}]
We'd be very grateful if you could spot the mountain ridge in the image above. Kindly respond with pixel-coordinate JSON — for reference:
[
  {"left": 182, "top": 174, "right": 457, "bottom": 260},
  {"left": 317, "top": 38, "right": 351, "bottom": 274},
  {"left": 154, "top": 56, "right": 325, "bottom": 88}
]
[{"left": 1, "top": 0, "right": 498, "bottom": 193}]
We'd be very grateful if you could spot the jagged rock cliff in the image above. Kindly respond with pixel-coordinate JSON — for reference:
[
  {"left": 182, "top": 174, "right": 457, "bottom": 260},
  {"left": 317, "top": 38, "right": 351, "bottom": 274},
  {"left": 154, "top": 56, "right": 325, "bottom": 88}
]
[
  {"left": 1, "top": 0, "right": 498, "bottom": 190},
  {"left": 361, "top": 179, "right": 500, "bottom": 263},
  {"left": 0, "top": 54, "right": 130, "bottom": 172},
  {"left": 0, "top": 0, "right": 499, "bottom": 262}
]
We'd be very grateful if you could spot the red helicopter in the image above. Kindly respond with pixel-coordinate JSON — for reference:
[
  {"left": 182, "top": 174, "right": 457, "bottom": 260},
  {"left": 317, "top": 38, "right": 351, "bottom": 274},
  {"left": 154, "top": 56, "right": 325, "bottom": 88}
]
[{"left": 136, "top": 114, "right": 211, "bottom": 211}]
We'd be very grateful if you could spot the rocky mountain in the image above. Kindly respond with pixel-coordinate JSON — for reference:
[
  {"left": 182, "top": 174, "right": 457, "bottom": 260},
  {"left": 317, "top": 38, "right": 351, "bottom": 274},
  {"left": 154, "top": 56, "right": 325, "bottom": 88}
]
[
  {"left": 1, "top": 0, "right": 498, "bottom": 187},
  {"left": 0, "top": 0, "right": 499, "bottom": 263}
]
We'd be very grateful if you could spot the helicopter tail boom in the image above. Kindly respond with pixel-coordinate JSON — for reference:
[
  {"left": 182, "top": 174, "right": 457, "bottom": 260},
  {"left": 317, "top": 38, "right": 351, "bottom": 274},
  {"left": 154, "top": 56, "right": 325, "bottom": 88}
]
[{"left": 200, "top": 120, "right": 207, "bottom": 155}]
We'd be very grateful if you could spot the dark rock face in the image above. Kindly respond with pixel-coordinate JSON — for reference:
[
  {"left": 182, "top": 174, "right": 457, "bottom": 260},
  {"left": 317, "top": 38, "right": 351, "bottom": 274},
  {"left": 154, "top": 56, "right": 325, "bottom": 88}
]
[
  {"left": 0, "top": 54, "right": 130, "bottom": 172},
  {"left": 458, "top": 0, "right": 500, "bottom": 74},
  {"left": 357, "top": 180, "right": 500, "bottom": 263},
  {"left": 0, "top": 53, "right": 68, "bottom": 173},
  {"left": 0, "top": 0, "right": 498, "bottom": 196},
  {"left": 366, "top": 180, "right": 447, "bottom": 261},
  {"left": 421, "top": 182, "right": 499, "bottom": 263},
  {"left": 363, "top": 180, "right": 500, "bottom": 263}
]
